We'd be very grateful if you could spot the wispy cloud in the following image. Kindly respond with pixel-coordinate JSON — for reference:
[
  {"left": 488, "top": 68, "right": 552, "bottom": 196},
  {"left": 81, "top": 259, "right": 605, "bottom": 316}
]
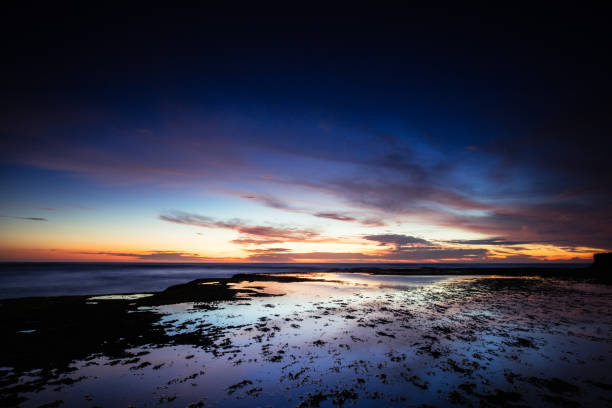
[
  {"left": 244, "top": 246, "right": 489, "bottom": 262},
  {"left": 363, "top": 234, "right": 430, "bottom": 249},
  {"left": 240, "top": 194, "right": 296, "bottom": 211},
  {"left": 297, "top": 178, "right": 491, "bottom": 214},
  {"left": 0, "top": 215, "right": 48, "bottom": 221},
  {"left": 3, "top": 107, "right": 610, "bottom": 254},
  {"left": 443, "top": 237, "right": 533, "bottom": 246},
  {"left": 246, "top": 247, "right": 292, "bottom": 253},
  {"left": 79, "top": 250, "right": 210, "bottom": 261},
  {"left": 313, "top": 212, "right": 356, "bottom": 222},
  {"left": 241, "top": 194, "right": 386, "bottom": 227},
  {"left": 435, "top": 204, "right": 612, "bottom": 250},
  {"left": 230, "top": 238, "right": 287, "bottom": 245},
  {"left": 159, "top": 210, "right": 321, "bottom": 242}
]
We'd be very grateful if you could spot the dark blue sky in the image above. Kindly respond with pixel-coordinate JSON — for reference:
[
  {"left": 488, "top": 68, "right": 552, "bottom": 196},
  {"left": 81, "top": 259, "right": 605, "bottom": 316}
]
[{"left": 1, "top": 5, "right": 610, "bottom": 261}]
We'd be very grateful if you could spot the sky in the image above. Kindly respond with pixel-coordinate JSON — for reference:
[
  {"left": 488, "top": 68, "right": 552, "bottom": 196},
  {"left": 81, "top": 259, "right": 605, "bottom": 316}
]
[{"left": 1, "top": 6, "right": 611, "bottom": 262}]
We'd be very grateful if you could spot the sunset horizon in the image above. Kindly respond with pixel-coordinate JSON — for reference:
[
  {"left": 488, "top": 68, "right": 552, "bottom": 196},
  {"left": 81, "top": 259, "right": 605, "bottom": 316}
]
[
  {"left": 2, "top": 8, "right": 611, "bottom": 265},
  {"left": 1, "top": 5, "right": 611, "bottom": 407}
]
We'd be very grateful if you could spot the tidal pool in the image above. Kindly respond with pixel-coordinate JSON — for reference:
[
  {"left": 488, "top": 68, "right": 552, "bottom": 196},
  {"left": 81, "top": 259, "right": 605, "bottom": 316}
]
[{"left": 3, "top": 274, "right": 612, "bottom": 407}]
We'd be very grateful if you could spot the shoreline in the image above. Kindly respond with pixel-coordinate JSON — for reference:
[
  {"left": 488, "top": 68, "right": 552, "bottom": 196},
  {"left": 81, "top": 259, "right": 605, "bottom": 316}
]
[
  {"left": 1, "top": 267, "right": 607, "bottom": 371},
  {"left": 1, "top": 268, "right": 610, "bottom": 406},
  {"left": 0, "top": 264, "right": 608, "bottom": 302}
]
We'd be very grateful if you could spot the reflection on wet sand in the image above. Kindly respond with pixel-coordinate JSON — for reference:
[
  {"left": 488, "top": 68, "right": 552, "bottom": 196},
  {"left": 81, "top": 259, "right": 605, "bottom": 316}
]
[
  {"left": 1, "top": 273, "right": 611, "bottom": 407},
  {"left": 88, "top": 294, "right": 154, "bottom": 301}
]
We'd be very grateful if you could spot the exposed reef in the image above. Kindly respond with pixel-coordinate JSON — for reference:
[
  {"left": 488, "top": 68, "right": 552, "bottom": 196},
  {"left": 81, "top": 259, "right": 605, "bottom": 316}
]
[
  {"left": 1, "top": 264, "right": 611, "bottom": 407},
  {"left": 593, "top": 252, "right": 612, "bottom": 269},
  {"left": 328, "top": 253, "right": 612, "bottom": 284}
]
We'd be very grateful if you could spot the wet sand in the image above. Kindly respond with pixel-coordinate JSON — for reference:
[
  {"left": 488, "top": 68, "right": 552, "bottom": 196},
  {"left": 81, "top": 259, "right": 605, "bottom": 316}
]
[{"left": 1, "top": 270, "right": 611, "bottom": 407}]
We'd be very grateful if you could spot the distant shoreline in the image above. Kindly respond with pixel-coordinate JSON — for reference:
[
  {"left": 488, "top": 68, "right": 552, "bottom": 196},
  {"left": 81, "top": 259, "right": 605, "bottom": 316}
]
[
  {"left": 0, "top": 256, "right": 608, "bottom": 300},
  {"left": 0, "top": 265, "right": 608, "bottom": 302}
]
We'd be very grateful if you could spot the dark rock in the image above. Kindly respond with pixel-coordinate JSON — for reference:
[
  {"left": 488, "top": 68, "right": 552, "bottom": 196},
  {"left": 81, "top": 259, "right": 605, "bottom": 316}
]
[{"left": 593, "top": 252, "right": 612, "bottom": 269}]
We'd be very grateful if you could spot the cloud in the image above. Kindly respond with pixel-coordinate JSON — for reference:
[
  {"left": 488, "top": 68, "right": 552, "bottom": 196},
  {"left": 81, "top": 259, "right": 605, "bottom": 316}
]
[
  {"left": 230, "top": 238, "right": 285, "bottom": 245},
  {"left": 246, "top": 247, "right": 292, "bottom": 253},
  {"left": 443, "top": 237, "right": 533, "bottom": 246},
  {"left": 0, "top": 109, "right": 261, "bottom": 186},
  {"left": 244, "top": 246, "right": 489, "bottom": 262},
  {"left": 313, "top": 212, "right": 356, "bottom": 222},
  {"left": 382, "top": 247, "right": 489, "bottom": 261},
  {"left": 241, "top": 194, "right": 386, "bottom": 227},
  {"left": 3, "top": 106, "right": 610, "bottom": 253},
  {"left": 159, "top": 210, "right": 320, "bottom": 242},
  {"left": 159, "top": 212, "right": 217, "bottom": 228},
  {"left": 436, "top": 204, "right": 612, "bottom": 250},
  {"left": 300, "top": 178, "right": 492, "bottom": 214},
  {"left": 241, "top": 194, "right": 296, "bottom": 211},
  {"left": 0, "top": 215, "right": 48, "bottom": 221},
  {"left": 79, "top": 250, "right": 209, "bottom": 261},
  {"left": 245, "top": 251, "right": 373, "bottom": 262},
  {"left": 487, "top": 253, "right": 541, "bottom": 263},
  {"left": 359, "top": 218, "right": 386, "bottom": 227},
  {"left": 135, "top": 251, "right": 209, "bottom": 261},
  {"left": 363, "top": 234, "right": 430, "bottom": 248}
]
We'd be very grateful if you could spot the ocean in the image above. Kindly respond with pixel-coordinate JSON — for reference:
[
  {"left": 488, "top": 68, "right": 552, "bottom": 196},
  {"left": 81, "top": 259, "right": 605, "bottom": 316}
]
[{"left": 0, "top": 262, "right": 588, "bottom": 299}]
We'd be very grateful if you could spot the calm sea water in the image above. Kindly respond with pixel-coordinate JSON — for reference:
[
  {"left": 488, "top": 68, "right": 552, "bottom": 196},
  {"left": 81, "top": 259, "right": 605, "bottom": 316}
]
[{"left": 0, "top": 262, "right": 588, "bottom": 299}]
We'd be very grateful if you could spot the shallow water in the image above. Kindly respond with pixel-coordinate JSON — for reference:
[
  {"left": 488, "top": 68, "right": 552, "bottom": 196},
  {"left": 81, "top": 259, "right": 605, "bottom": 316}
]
[
  {"left": 0, "top": 262, "right": 587, "bottom": 299},
  {"left": 4, "top": 274, "right": 612, "bottom": 407}
]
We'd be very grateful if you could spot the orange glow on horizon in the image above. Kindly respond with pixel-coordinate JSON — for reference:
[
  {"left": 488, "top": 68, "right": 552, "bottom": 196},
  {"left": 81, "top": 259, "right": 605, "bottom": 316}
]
[{"left": 0, "top": 245, "right": 598, "bottom": 263}]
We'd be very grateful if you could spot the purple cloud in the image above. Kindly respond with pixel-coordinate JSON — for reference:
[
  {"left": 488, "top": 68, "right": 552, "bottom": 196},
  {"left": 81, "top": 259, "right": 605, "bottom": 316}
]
[
  {"left": 159, "top": 211, "right": 321, "bottom": 242},
  {"left": 245, "top": 247, "right": 489, "bottom": 262},
  {"left": 313, "top": 212, "right": 357, "bottom": 222},
  {"left": 364, "top": 234, "right": 430, "bottom": 248}
]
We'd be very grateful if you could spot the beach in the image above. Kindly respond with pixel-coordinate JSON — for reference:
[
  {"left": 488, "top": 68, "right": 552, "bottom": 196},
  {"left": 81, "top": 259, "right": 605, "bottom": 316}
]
[{"left": 1, "top": 269, "right": 611, "bottom": 407}]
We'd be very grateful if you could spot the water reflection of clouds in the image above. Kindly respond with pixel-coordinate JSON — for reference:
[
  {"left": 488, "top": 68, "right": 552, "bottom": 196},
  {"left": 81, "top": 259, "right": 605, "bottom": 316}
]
[{"left": 13, "top": 274, "right": 612, "bottom": 407}]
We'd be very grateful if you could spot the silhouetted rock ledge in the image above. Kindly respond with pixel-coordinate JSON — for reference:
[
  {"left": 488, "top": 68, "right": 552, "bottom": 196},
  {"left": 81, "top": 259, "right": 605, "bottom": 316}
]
[
  {"left": 593, "top": 252, "right": 612, "bottom": 269},
  {"left": 0, "top": 273, "right": 323, "bottom": 396}
]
